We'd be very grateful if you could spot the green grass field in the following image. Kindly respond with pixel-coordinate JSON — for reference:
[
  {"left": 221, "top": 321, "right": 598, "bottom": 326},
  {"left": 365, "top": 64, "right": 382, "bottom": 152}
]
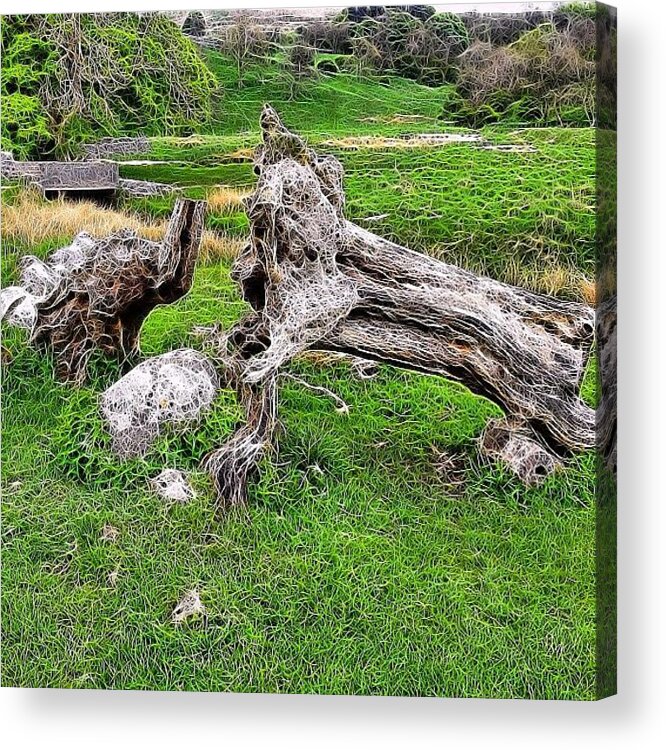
[{"left": 1, "top": 55, "right": 599, "bottom": 698}]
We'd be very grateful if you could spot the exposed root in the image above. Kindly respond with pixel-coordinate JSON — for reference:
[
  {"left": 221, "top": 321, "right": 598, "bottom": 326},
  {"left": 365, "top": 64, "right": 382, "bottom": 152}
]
[
  {"left": 203, "top": 376, "right": 278, "bottom": 509},
  {"left": 282, "top": 372, "right": 350, "bottom": 414},
  {"left": 299, "top": 351, "right": 379, "bottom": 379}
]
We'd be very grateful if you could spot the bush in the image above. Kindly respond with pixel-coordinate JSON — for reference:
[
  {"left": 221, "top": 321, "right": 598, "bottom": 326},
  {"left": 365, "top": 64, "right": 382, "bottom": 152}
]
[
  {"left": 0, "top": 93, "right": 53, "bottom": 158},
  {"left": 347, "top": 8, "right": 470, "bottom": 85},
  {"left": 1, "top": 13, "right": 218, "bottom": 159},
  {"left": 454, "top": 23, "right": 595, "bottom": 127},
  {"left": 393, "top": 5, "right": 437, "bottom": 22},
  {"left": 288, "top": 43, "right": 316, "bottom": 77},
  {"left": 282, "top": 38, "right": 317, "bottom": 98},
  {"left": 460, "top": 11, "right": 550, "bottom": 46},
  {"left": 338, "top": 7, "right": 386, "bottom": 24},
  {"left": 182, "top": 10, "right": 206, "bottom": 38},
  {"left": 218, "top": 14, "right": 269, "bottom": 87},
  {"left": 459, "top": 4, "right": 596, "bottom": 45},
  {"left": 300, "top": 20, "right": 351, "bottom": 53}
]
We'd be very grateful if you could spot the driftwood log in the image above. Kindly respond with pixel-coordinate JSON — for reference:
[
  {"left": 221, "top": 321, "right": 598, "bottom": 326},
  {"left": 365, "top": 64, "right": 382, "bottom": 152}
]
[
  {"left": 1, "top": 198, "right": 205, "bottom": 382},
  {"left": 202, "top": 106, "right": 596, "bottom": 506}
]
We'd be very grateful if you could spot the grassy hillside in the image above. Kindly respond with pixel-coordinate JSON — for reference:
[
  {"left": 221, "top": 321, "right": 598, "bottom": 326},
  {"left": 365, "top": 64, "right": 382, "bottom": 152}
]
[
  {"left": 118, "top": 55, "right": 595, "bottom": 300},
  {"left": 1, "top": 53, "right": 599, "bottom": 697}
]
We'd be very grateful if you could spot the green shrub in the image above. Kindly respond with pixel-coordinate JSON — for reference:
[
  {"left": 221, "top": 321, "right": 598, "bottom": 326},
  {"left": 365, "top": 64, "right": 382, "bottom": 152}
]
[
  {"left": 1, "top": 92, "right": 53, "bottom": 158},
  {"left": 1, "top": 13, "right": 218, "bottom": 159},
  {"left": 428, "top": 12, "right": 470, "bottom": 55},
  {"left": 453, "top": 22, "right": 595, "bottom": 127},
  {"left": 300, "top": 20, "right": 351, "bottom": 54},
  {"left": 347, "top": 8, "right": 470, "bottom": 85}
]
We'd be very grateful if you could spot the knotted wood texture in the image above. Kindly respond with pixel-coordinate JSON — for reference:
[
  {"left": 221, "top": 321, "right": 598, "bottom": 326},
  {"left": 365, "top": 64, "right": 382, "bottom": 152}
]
[
  {"left": 1, "top": 198, "right": 205, "bottom": 383},
  {"left": 208, "top": 105, "right": 596, "bottom": 506}
]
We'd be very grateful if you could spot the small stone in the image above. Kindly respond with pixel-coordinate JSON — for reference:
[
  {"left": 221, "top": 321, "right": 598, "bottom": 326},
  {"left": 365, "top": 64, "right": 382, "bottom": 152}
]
[
  {"left": 150, "top": 469, "right": 196, "bottom": 504},
  {"left": 101, "top": 523, "right": 120, "bottom": 542},
  {"left": 172, "top": 589, "right": 206, "bottom": 625}
]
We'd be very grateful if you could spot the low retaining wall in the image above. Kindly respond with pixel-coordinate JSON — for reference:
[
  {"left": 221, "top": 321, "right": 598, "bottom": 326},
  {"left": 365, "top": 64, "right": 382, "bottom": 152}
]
[
  {"left": 119, "top": 178, "right": 179, "bottom": 198},
  {"left": 1, "top": 151, "right": 119, "bottom": 191},
  {"left": 82, "top": 136, "right": 151, "bottom": 159}
]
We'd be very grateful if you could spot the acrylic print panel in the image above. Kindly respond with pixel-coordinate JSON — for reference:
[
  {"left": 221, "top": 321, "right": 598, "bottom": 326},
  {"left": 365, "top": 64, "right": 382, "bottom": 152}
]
[{"left": 0, "top": 2, "right": 616, "bottom": 699}]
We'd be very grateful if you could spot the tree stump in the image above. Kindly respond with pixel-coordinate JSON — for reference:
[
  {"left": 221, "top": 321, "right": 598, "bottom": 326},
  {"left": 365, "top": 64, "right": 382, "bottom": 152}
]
[{"left": 1, "top": 198, "right": 205, "bottom": 383}]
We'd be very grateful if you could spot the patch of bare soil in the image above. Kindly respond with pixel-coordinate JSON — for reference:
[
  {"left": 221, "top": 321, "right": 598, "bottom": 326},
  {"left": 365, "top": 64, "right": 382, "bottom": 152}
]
[
  {"left": 359, "top": 114, "right": 431, "bottom": 124},
  {"left": 323, "top": 133, "right": 537, "bottom": 152},
  {"left": 323, "top": 133, "right": 482, "bottom": 150}
]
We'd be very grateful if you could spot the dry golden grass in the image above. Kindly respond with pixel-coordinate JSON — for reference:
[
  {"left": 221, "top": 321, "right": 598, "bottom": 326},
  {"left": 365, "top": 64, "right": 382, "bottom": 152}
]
[
  {"left": 359, "top": 114, "right": 430, "bottom": 124},
  {"left": 505, "top": 263, "right": 596, "bottom": 304},
  {"left": 438, "top": 243, "right": 595, "bottom": 303},
  {"left": 1, "top": 190, "right": 599, "bottom": 303},
  {"left": 596, "top": 265, "right": 616, "bottom": 303},
  {"left": 225, "top": 147, "right": 254, "bottom": 162},
  {"left": 206, "top": 186, "right": 249, "bottom": 214},
  {"left": 578, "top": 277, "right": 597, "bottom": 306},
  {"left": 1, "top": 189, "right": 242, "bottom": 264}
]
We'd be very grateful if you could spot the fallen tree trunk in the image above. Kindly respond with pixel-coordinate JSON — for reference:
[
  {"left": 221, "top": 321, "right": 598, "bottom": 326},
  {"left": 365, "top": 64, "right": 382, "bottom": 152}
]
[
  {"left": 1, "top": 198, "right": 205, "bottom": 382},
  {"left": 204, "top": 106, "right": 596, "bottom": 505}
]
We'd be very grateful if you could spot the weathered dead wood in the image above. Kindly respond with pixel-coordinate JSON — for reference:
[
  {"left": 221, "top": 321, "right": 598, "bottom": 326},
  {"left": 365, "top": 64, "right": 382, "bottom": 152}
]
[
  {"left": 1, "top": 198, "right": 205, "bottom": 382},
  {"left": 202, "top": 105, "right": 596, "bottom": 505}
]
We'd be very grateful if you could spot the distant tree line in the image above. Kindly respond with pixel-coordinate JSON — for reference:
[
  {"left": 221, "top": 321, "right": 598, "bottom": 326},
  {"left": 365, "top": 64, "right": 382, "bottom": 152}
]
[
  {"left": 206, "top": 2, "right": 606, "bottom": 128},
  {"left": 1, "top": 3, "right": 613, "bottom": 161}
]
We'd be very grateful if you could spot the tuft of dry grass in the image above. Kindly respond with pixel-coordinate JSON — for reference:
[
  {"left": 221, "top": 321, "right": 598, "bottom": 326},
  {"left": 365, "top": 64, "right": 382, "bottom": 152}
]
[
  {"left": 206, "top": 186, "right": 250, "bottom": 214},
  {"left": 100, "top": 524, "right": 120, "bottom": 542},
  {"left": 505, "top": 263, "right": 596, "bottom": 304},
  {"left": 578, "top": 277, "right": 597, "bottom": 306},
  {"left": 224, "top": 147, "right": 254, "bottom": 162},
  {"left": 358, "top": 114, "right": 430, "bottom": 124},
  {"left": 436, "top": 241, "right": 595, "bottom": 303},
  {"left": 1, "top": 189, "right": 243, "bottom": 264},
  {"left": 596, "top": 265, "right": 616, "bottom": 303}
]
